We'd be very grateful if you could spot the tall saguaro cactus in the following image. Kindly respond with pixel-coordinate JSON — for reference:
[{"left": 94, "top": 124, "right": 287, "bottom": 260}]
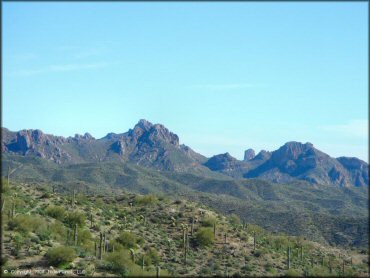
[
  {"left": 103, "top": 233, "right": 106, "bottom": 253},
  {"left": 99, "top": 232, "right": 103, "bottom": 260},
  {"left": 95, "top": 241, "right": 97, "bottom": 257},
  {"left": 156, "top": 265, "right": 161, "bottom": 278},
  {"left": 74, "top": 224, "right": 78, "bottom": 246},
  {"left": 253, "top": 231, "right": 256, "bottom": 250},
  {"left": 11, "top": 201, "right": 15, "bottom": 218},
  {"left": 287, "top": 246, "right": 291, "bottom": 270},
  {"left": 130, "top": 248, "right": 135, "bottom": 263},
  {"left": 191, "top": 217, "right": 194, "bottom": 236},
  {"left": 213, "top": 223, "right": 216, "bottom": 237},
  {"left": 90, "top": 213, "right": 94, "bottom": 228}
]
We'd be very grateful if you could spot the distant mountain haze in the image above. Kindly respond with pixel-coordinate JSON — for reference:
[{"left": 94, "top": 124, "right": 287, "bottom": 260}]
[{"left": 2, "top": 119, "right": 368, "bottom": 187}]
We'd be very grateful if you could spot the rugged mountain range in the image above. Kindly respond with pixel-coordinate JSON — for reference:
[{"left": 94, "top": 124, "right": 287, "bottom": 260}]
[
  {"left": 2, "top": 119, "right": 368, "bottom": 187},
  {"left": 206, "top": 142, "right": 368, "bottom": 187}
]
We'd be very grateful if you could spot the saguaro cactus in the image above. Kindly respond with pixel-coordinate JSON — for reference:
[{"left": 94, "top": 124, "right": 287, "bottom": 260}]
[
  {"left": 300, "top": 245, "right": 303, "bottom": 261},
  {"left": 321, "top": 255, "right": 325, "bottom": 267},
  {"left": 224, "top": 233, "right": 227, "bottom": 244},
  {"left": 191, "top": 217, "right": 194, "bottom": 236},
  {"left": 95, "top": 241, "right": 97, "bottom": 257},
  {"left": 99, "top": 232, "right": 103, "bottom": 260},
  {"left": 74, "top": 224, "right": 78, "bottom": 246},
  {"left": 287, "top": 246, "right": 291, "bottom": 269},
  {"left": 342, "top": 259, "right": 345, "bottom": 276},
  {"left": 142, "top": 256, "right": 145, "bottom": 270},
  {"left": 213, "top": 223, "right": 216, "bottom": 237},
  {"left": 11, "top": 201, "right": 15, "bottom": 218},
  {"left": 130, "top": 248, "right": 135, "bottom": 263},
  {"left": 90, "top": 213, "right": 94, "bottom": 228},
  {"left": 156, "top": 265, "right": 161, "bottom": 278},
  {"left": 253, "top": 231, "right": 256, "bottom": 250},
  {"left": 329, "top": 256, "right": 333, "bottom": 274},
  {"left": 103, "top": 232, "right": 106, "bottom": 253}
]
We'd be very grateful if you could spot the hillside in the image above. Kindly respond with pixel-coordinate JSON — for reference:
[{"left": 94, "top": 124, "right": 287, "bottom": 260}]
[
  {"left": 2, "top": 153, "right": 368, "bottom": 250},
  {"left": 1, "top": 179, "right": 368, "bottom": 277}
]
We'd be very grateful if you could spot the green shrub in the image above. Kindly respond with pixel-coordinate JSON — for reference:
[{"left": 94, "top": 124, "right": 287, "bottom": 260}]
[
  {"left": 116, "top": 231, "right": 141, "bottom": 249},
  {"left": 195, "top": 227, "right": 215, "bottom": 247},
  {"left": 202, "top": 216, "right": 217, "bottom": 227},
  {"left": 135, "top": 195, "right": 158, "bottom": 206},
  {"left": 49, "top": 221, "right": 67, "bottom": 240},
  {"left": 285, "top": 269, "right": 300, "bottom": 277},
  {"left": 45, "top": 206, "right": 66, "bottom": 221},
  {"left": 104, "top": 250, "right": 166, "bottom": 277},
  {"left": 147, "top": 248, "right": 160, "bottom": 265},
  {"left": 64, "top": 211, "right": 86, "bottom": 228},
  {"left": 229, "top": 214, "right": 241, "bottom": 227},
  {"left": 8, "top": 215, "right": 48, "bottom": 235},
  {"left": 45, "top": 246, "right": 77, "bottom": 266}
]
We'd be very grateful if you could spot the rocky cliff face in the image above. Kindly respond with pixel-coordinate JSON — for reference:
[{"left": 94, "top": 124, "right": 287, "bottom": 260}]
[{"left": 244, "top": 149, "right": 255, "bottom": 161}]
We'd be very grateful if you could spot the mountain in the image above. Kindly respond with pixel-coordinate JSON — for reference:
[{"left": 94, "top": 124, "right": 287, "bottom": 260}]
[
  {"left": 2, "top": 121, "right": 368, "bottom": 187},
  {"left": 1, "top": 120, "right": 217, "bottom": 177},
  {"left": 204, "top": 142, "right": 368, "bottom": 187}
]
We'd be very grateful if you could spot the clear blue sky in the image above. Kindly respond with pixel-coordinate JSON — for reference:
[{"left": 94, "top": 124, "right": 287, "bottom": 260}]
[{"left": 3, "top": 2, "right": 368, "bottom": 161}]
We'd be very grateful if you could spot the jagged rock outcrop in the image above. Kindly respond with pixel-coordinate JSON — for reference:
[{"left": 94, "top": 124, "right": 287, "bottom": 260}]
[{"left": 244, "top": 149, "right": 255, "bottom": 161}]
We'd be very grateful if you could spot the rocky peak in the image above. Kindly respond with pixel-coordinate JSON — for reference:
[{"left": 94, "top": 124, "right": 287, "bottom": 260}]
[
  {"left": 272, "top": 142, "right": 314, "bottom": 163},
  {"left": 204, "top": 152, "right": 239, "bottom": 171},
  {"left": 147, "top": 124, "right": 179, "bottom": 146},
  {"left": 135, "top": 119, "right": 153, "bottom": 131},
  {"left": 244, "top": 149, "right": 255, "bottom": 161},
  {"left": 83, "top": 133, "right": 94, "bottom": 140},
  {"left": 254, "top": 150, "right": 271, "bottom": 160}
]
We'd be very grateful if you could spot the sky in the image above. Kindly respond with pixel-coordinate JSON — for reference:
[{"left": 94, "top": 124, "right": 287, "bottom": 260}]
[{"left": 3, "top": 2, "right": 369, "bottom": 162}]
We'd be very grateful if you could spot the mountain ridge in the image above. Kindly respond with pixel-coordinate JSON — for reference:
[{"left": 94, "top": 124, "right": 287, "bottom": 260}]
[{"left": 2, "top": 119, "right": 368, "bottom": 187}]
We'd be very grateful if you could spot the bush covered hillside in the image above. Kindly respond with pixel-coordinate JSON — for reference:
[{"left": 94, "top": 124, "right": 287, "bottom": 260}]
[{"left": 1, "top": 178, "right": 368, "bottom": 277}]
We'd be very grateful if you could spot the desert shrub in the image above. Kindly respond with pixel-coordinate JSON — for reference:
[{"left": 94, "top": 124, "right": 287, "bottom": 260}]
[
  {"left": 64, "top": 211, "right": 86, "bottom": 228},
  {"left": 78, "top": 229, "right": 93, "bottom": 246},
  {"left": 45, "top": 246, "right": 76, "bottom": 266},
  {"left": 202, "top": 216, "right": 217, "bottom": 227},
  {"left": 49, "top": 221, "right": 67, "bottom": 240},
  {"left": 8, "top": 215, "right": 48, "bottom": 236},
  {"left": 104, "top": 250, "right": 166, "bottom": 277},
  {"left": 12, "top": 233, "right": 25, "bottom": 256},
  {"left": 116, "top": 231, "right": 142, "bottom": 249},
  {"left": 229, "top": 214, "right": 241, "bottom": 227},
  {"left": 135, "top": 194, "right": 158, "bottom": 206},
  {"left": 147, "top": 248, "right": 160, "bottom": 265},
  {"left": 195, "top": 228, "right": 215, "bottom": 247},
  {"left": 285, "top": 269, "right": 300, "bottom": 277},
  {"left": 45, "top": 205, "right": 66, "bottom": 221}
]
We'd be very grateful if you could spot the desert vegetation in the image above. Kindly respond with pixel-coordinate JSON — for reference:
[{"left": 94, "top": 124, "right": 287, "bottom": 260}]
[{"left": 1, "top": 177, "right": 368, "bottom": 277}]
